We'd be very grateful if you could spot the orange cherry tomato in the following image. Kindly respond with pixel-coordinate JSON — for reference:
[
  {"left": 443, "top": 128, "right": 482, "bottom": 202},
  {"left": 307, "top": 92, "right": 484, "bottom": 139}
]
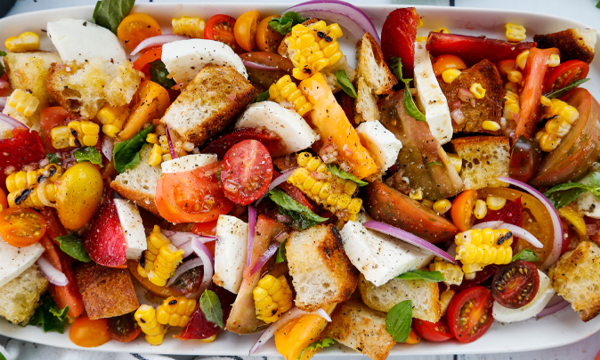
[
  {"left": 0, "top": 188, "right": 7, "bottom": 211},
  {"left": 450, "top": 190, "right": 478, "bottom": 232},
  {"left": 497, "top": 59, "right": 517, "bottom": 79},
  {"left": 133, "top": 47, "right": 162, "bottom": 77},
  {"left": 432, "top": 54, "right": 467, "bottom": 77},
  {"left": 0, "top": 207, "right": 46, "bottom": 247},
  {"left": 256, "top": 15, "right": 283, "bottom": 53},
  {"left": 234, "top": 10, "right": 261, "bottom": 52},
  {"left": 205, "top": 14, "right": 241, "bottom": 52},
  {"left": 117, "top": 13, "right": 162, "bottom": 50},
  {"left": 69, "top": 315, "right": 111, "bottom": 348}
]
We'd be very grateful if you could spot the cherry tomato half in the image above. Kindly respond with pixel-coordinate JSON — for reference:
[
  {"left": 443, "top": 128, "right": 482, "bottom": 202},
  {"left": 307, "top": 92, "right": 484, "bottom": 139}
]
[
  {"left": 451, "top": 265, "right": 497, "bottom": 291},
  {"left": 432, "top": 54, "right": 467, "bottom": 77},
  {"left": 256, "top": 15, "right": 284, "bottom": 53},
  {"left": 117, "top": 13, "right": 162, "bottom": 50},
  {"left": 205, "top": 14, "right": 241, "bottom": 52},
  {"left": 0, "top": 188, "right": 8, "bottom": 211},
  {"left": 107, "top": 312, "right": 141, "bottom": 343},
  {"left": 133, "top": 47, "right": 162, "bottom": 77},
  {"left": 509, "top": 135, "right": 542, "bottom": 183},
  {"left": 0, "top": 207, "right": 46, "bottom": 247},
  {"left": 413, "top": 319, "right": 454, "bottom": 342},
  {"left": 69, "top": 315, "right": 111, "bottom": 347},
  {"left": 451, "top": 190, "right": 478, "bottom": 232},
  {"left": 447, "top": 286, "right": 494, "bottom": 343},
  {"left": 234, "top": 10, "right": 261, "bottom": 52},
  {"left": 491, "top": 260, "right": 540, "bottom": 309},
  {"left": 497, "top": 59, "right": 517, "bottom": 79},
  {"left": 544, "top": 60, "right": 589, "bottom": 94}
]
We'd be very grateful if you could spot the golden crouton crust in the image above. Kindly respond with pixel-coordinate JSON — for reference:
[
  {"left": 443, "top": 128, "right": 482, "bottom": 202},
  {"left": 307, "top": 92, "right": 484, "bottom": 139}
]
[
  {"left": 277, "top": 18, "right": 319, "bottom": 57},
  {"left": 451, "top": 135, "right": 510, "bottom": 190},
  {"left": 356, "top": 32, "right": 398, "bottom": 95},
  {"left": 323, "top": 225, "right": 360, "bottom": 305},
  {"left": 534, "top": 29, "right": 595, "bottom": 64},
  {"left": 4, "top": 51, "right": 61, "bottom": 107},
  {"left": 0, "top": 264, "right": 48, "bottom": 325},
  {"left": 75, "top": 262, "right": 139, "bottom": 320}
]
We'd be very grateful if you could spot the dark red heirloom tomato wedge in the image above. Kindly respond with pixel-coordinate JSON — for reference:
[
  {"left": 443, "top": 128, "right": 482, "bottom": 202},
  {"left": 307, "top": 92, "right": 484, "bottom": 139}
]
[
  {"left": 335, "top": 91, "right": 356, "bottom": 127},
  {"left": 381, "top": 7, "right": 418, "bottom": 78},
  {"left": 84, "top": 198, "right": 127, "bottom": 268},
  {"left": 177, "top": 285, "right": 237, "bottom": 340},
  {"left": 0, "top": 127, "right": 45, "bottom": 191},
  {"left": 107, "top": 312, "right": 141, "bottom": 343},
  {"left": 480, "top": 197, "right": 523, "bottom": 228},
  {"left": 492, "top": 260, "right": 540, "bottom": 309},
  {"left": 413, "top": 319, "right": 454, "bottom": 342},
  {"left": 544, "top": 60, "right": 589, "bottom": 94},
  {"left": 509, "top": 135, "right": 542, "bottom": 183},
  {"left": 205, "top": 14, "right": 242, "bottom": 53},
  {"left": 451, "top": 265, "right": 497, "bottom": 291},
  {"left": 447, "top": 286, "right": 494, "bottom": 343},
  {"left": 221, "top": 139, "right": 273, "bottom": 205},
  {"left": 202, "top": 127, "right": 283, "bottom": 159}
]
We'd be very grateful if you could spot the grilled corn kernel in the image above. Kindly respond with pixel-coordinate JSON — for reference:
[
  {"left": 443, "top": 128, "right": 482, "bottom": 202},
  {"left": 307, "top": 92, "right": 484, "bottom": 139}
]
[
  {"left": 473, "top": 199, "right": 487, "bottom": 220},
  {"left": 536, "top": 98, "right": 580, "bottom": 152},
  {"left": 447, "top": 153, "right": 463, "bottom": 173},
  {"left": 433, "top": 199, "right": 452, "bottom": 214},
  {"left": 422, "top": 199, "right": 434, "bottom": 209},
  {"left": 430, "top": 261, "right": 464, "bottom": 286},
  {"left": 455, "top": 229, "right": 513, "bottom": 273},
  {"left": 505, "top": 81, "right": 518, "bottom": 93},
  {"left": 135, "top": 305, "right": 166, "bottom": 346},
  {"left": 505, "top": 23, "right": 526, "bottom": 42},
  {"left": 5, "top": 32, "right": 39, "bottom": 52},
  {"left": 148, "top": 144, "right": 163, "bottom": 167},
  {"left": 253, "top": 275, "right": 293, "bottom": 324},
  {"left": 548, "top": 53, "right": 560, "bottom": 67},
  {"left": 558, "top": 205, "right": 587, "bottom": 237},
  {"left": 202, "top": 334, "right": 217, "bottom": 343},
  {"left": 138, "top": 226, "right": 171, "bottom": 278},
  {"left": 439, "top": 290, "right": 456, "bottom": 316},
  {"left": 516, "top": 50, "right": 530, "bottom": 69},
  {"left": 503, "top": 90, "right": 520, "bottom": 121},
  {"left": 441, "top": 68, "right": 461, "bottom": 84},
  {"left": 156, "top": 296, "right": 197, "bottom": 327},
  {"left": 172, "top": 17, "right": 205, "bottom": 38},
  {"left": 409, "top": 188, "right": 423, "bottom": 201},
  {"left": 6, "top": 89, "right": 40, "bottom": 117},
  {"left": 287, "top": 21, "right": 343, "bottom": 80},
  {"left": 507, "top": 70, "right": 523, "bottom": 84},
  {"left": 469, "top": 83, "right": 486, "bottom": 99},
  {"left": 269, "top": 75, "right": 313, "bottom": 116},
  {"left": 486, "top": 195, "right": 506, "bottom": 211},
  {"left": 482, "top": 120, "right": 501, "bottom": 132},
  {"left": 6, "top": 164, "right": 62, "bottom": 208},
  {"left": 96, "top": 105, "right": 129, "bottom": 138},
  {"left": 148, "top": 244, "right": 183, "bottom": 287}
]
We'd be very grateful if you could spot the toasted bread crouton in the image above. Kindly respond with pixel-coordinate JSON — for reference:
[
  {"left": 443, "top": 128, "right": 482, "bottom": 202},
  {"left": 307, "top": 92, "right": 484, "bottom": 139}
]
[
  {"left": 161, "top": 65, "right": 255, "bottom": 145},
  {"left": 110, "top": 144, "right": 161, "bottom": 216},
  {"left": 355, "top": 77, "right": 380, "bottom": 123},
  {"left": 358, "top": 274, "right": 441, "bottom": 323},
  {"left": 75, "top": 262, "right": 139, "bottom": 320},
  {"left": 46, "top": 58, "right": 142, "bottom": 118},
  {"left": 534, "top": 28, "right": 597, "bottom": 64},
  {"left": 439, "top": 59, "right": 503, "bottom": 134},
  {"left": 356, "top": 33, "right": 397, "bottom": 96},
  {"left": 325, "top": 299, "right": 395, "bottom": 360},
  {"left": 0, "top": 264, "right": 48, "bottom": 325},
  {"left": 549, "top": 241, "right": 600, "bottom": 322},
  {"left": 451, "top": 135, "right": 510, "bottom": 190},
  {"left": 4, "top": 51, "right": 61, "bottom": 107},
  {"left": 286, "top": 224, "right": 359, "bottom": 312}
]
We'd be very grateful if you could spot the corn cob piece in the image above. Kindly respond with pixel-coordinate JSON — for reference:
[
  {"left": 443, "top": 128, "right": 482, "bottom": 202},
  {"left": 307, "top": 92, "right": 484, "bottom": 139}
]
[
  {"left": 96, "top": 104, "right": 130, "bottom": 138},
  {"left": 430, "top": 259, "right": 464, "bottom": 286},
  {"left": 156, "top": 296, "right": 197, "bottom": 327},
  {"left": 138, "top": 225, "right": 171, "bottom": 279},
  {"left": 6, "top": 164, "right": 63, "bottom": 209},
  {"left": 135, "top": 305, "right": 167, "bottom": 346},
  {"left": 50, "top": 120, "right": 100, "bottom": 149},
  {"left": 253, "top": 274, "right": 293, "bottom": 324},
  {"left": 455, "top": 228, "right": 513, "bottom": 275},
  {"left": 6, "top": 89, "right": 40, "bottom": 117},
  {"left": 269, "top": 75, "right": 313, "bottom": 116},
  {"left": 535, "top": 97, "right": 580, "bottom": 152}
]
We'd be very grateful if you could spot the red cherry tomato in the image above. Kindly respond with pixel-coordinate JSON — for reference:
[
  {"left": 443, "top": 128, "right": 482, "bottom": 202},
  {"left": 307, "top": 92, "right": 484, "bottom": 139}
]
[
  {"left": 544, "top": 60, "right": 589, "bottom": 94},
  {"left": 413, "top": 319, "right": 454, "bottom": 342},
  {"left": 509, "top": 135, "right": 542, "bottom": 183},
  {"left": 432, "top": 54, "right": 467, "bottom": 77},
  {"left": 39, "top": 107, "right": 80, "bottom": 152},
  {"left": 133, "top": 47, "right": 162, "bottom": 77},
  {"left": 107, "top": 312, "right": 141, "bottom": 343},
  {"left": 202, "top": 127, "right": 283, "bottom": 159},
  {"left": 447, "top": 286, "right": 494, "bottom": 343},
  {"left": 497, "top": 58, "right": 517, "bottom": 79},
  {"left": 451, "top": 265, "right": 497, "bottom": 291},
  {"left": 491, "top": 260, "right": 540, "bottom": 309},
  {"left": 205, "top": 14, "right": 241, "bottom": 52},
  {"left": 381, "top": 8, "right": 419, "bottom": 78},
  {"left": 69, "top": 315, "right": 111, "bottom": 347}
]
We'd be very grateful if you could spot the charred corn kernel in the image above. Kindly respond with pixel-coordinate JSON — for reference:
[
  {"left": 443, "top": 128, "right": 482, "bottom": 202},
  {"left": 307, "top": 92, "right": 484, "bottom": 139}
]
[
  {"left": 416, "top": 36, "right": 428, "bottom": 42},
  {"left": 473, "top": 199, "right": 487, "bottom": 220},
  {"left": 433, "top": 199, "right": 451, "bottom": 214},
  {"left": 469, "top": 83, "right": 486, "bottom": 99},
  {"left": 442, "top": 68, "right": 461, "bottom": 83},
  {"left": 558, "top": 206, "right": 587, "bottom": 237},
  {"left": 287, "top": 21, "right": 343, "bottom": 80},
  {"left": 6, "top": 164, "right": 62, "bottom": 208},
  {"left": 540, "top": 95, "right": 552, "bottom": 107},
  {"left": 506, "top": 23, "right": 526, "bottom": 42},
  {"left": 148, "top": 244, "right": 183, "bottom": 287},
  {"left": 269, "top": 75, "right": 313, "bottom": 116},
  {"left": 455, "top": 229, "right": 513, "bottom": 274},
  {"left": 138, "top": 226, "right": 171, "bottom": 278},
  {"left": 135, "top": 305, "right": 166, "bottom": 346},
  {"left": 536, "top": 98, "right": 580, "bottom": 152},
  {"left": 537, "top": 131, "right": 559, "bottom": 152},
  {"left": 5, "top": 32, "right": 39, "bottom": 52},
  {"left": 486, "top": 195, "right": 506, "bottom": 210},
  {"left": 6, "top": 89, "right": 40, "bottom": 117},
  {"left": 439, "top": 290, "right": 456, "bottom": 316},
  {"left": 7, "top": 182, "right": 58, "bottom": 209},
  {"left": 435, "top": 27, "right": 450, "bottom": 34},
  {"left": 409, "top": 188, "right": 423, "bottom": 201},
  {"left": 253, "top": 274, "right": 293, "bottom": 324},
  {"left": 430, "top": 261, "right": 464, "bottom": 286},
  {"left": 202, "top": 334, "right": 217, "bottom": 343},
  {"left": 147, "top": 144, "right": 163, "bottom": 167},
  {"left": 503, "top": 90, "right": 520, "bottom": 121},
  {"left": 50, "top": 126, "right": 71, "bottom": 150},
  {"left": 447, "top": 153, "right": 462, "bottom": 173},
  {"left": 52, "top": 121, "right": 100, "bottom": 149},
  {"left": 516, "top": 50, "right": 530, "bottom": 69},
  {"left": 507, "top": 70, "right": 523, "bottom": 84},
  {"left": 548, "top": 53, "right": 560, "bottom": 67},
  {"left": 505, "top": 81, "right": 518, "bottom": 93},
  {"left": 482, "top": 120, "right": 501, "bottom": 132},
  {"left": 422, "top": 199, "right": 434, "bottom": 209},
  {"left": 406, "top": 329, "right": 421, "bottom": 345},
  {"left": 172, "top": 17, "right": 205, "bottom": 38},
  {"left": 97, "top": 104, "right": 129, "bottom": 138},
  {"left": 156, "top": 296, "right": 197, "bottom": 327}
]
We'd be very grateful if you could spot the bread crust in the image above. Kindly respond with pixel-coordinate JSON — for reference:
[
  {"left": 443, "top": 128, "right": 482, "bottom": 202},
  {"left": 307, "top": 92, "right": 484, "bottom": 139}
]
[
  {"left": 451, "top": 135, "right": 510, "bottom": 190},
  {"left": 356, "top": 32, "right": 398, "bottom": 95},
  {"left": 534, "top": 29, "right": 595, "bottom": 64}
]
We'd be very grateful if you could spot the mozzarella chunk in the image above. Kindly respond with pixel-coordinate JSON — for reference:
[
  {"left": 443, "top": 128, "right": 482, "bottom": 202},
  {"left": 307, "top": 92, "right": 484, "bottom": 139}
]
[
  {"left": 113, "top": 199, "right": 147, "bottom": 260},
  {"left": 47, "top": 19, "right": 126, "bottom": 63},
  {"left": 493, "top": 270, "right": 555, "bottom": 323},
  {"left": 161, "top": 39, "right": 247, "bottom": 84},
  {"left": 414, "top": 41, "right": 453, "bottom": 145},
  {"left": 356, "top": 120, "right": 402, "bottom": 172},
  {"left": 0, "top": 241, "right": 44, "bottom": 288},
  {"left": 340, "top": 221, "right": 434, "bottom": 286},
  {"left": 576, "top": 172, "right": 600, "bottom": 218},
  {"left": 161, "top": 154, "right": 217, "bottom": 174},
  {"left": 213, "top": 215, "right": 248, "bottom": 294},
  {"left": 235, "top": 101, "right": 318, "bottom": 155}
]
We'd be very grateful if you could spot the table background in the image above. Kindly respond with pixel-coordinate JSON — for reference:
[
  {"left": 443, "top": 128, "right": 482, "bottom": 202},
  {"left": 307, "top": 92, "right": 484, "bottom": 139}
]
[{"left": 2, "top": 0, "right": 600, "bottom": 358}]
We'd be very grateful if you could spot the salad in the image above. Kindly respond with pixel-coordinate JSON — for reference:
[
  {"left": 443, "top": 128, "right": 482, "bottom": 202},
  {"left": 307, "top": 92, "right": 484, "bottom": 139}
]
[{"left": 0, "top": 0, "right": 598, "bottom": 359}]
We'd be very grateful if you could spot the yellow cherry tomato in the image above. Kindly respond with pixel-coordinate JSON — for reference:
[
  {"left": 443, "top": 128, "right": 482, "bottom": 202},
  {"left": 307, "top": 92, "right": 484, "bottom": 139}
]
[
  {"left": 55, "top": 162, "right": 103, "bottom": 230},
  {"left": 69, "top": 315, "right": 111, "bottom": 347},
  {"left": 117, "top": 13, "right": 162, "bottom": 50},
  {"left": 234, "top": 10, "right": 261, "bottom": 52}
]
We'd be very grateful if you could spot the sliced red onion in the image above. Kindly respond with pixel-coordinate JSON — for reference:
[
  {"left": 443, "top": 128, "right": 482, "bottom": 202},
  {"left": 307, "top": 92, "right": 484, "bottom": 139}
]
[
  {"left": 536, "top": 298, "right": 569, "bottom": 318},
  {"left": 250, "top": 242, "right": 279, "bottom": 276},
  {"left": 190, "top": 238, "right": 214, "bottom": 298},
  {"left": 0, "top": 97, "right": 6, "bottom": 110},
  {"left": 37, "top": 257, "right": 68, "bottom": 286},
  {"left": 451, "top": 108, "right": 465, "bottom": 125},
  {"left": 363, "top": 220, "right": 457, "bottom": 263},
  {"left": 472, "top": 221, "right": 503, "bottom": 230},
  {"left": 0, "top": 79, "right": 8, "bottom": 90},
  {"left": 458, "top": 87, "right": 475, "bottom": 102},
  {"left": 498, "top": 177, "right": 563, "bottom": 269},
  {"left": 165, "top": 124, "right": 177, "bottom": 159},
  {"left": 473, "top": 221, "right": 543, "bottom": 248},
  {"left": 130, "top": 34, "right": 188, "bottom": 56},
  {"left": 178, "top": 240, "right": 194, "bottom": 258},
  {"left": 255, "top": 168, "right": 297, "bottom": 205},
  {"left": 274, "top": 231, "right": 290, "bottom": 242},
  {"left": 0, "top": 113, "right": 28, "bottom": 130},
  {"left": 162, "top": 229, "right": 217, "bottom": 247},
  {"left": 166, "top": 257, "right": 203, "bottom": 287},
  {"left": 247, "top": 205, "right": 257, "bottom": 268},
  {"left": 101, "top": 136, "right": 114, "bottom": 160},
  {"left": 242, "top": 60, "right": 278, "bottom": 71},
  {"left": 286, "top": 0, "right": 380, "bottom": 44}
]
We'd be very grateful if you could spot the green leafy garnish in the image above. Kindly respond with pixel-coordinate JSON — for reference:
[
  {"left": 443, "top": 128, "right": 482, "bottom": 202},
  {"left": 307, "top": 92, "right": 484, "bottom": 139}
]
[
  {"left": 268, "top": 12, "right": 306, "bottom": 35},
  {"left": 544, "top": 169, "right": 600, "bottom": 209},
  {"left": 253, "top": 90, "right": 270, "bottom": 103},
  {"left": 113, "top": 125, "right": 154, "bottom": 173},
  {"left": 545, "top": 78, "right": 590, "bottom": 99},
  {"left": 428, "top": 161, "right": 442, "bottom": 167},
  {"left": 390, "top": 57, "right": 426, "bottom": 122},
  {"left": 335, "top": 70, "right": 357, "bottom": 99},
  {"left": 0, "top": 351, "right": 5, "bottom": 360},
  {"left": 55, "top": 232, "right": 92, "bottom": 263},
  {"left": 92, "top": 0, "right": 135, "bottom": 34},
  {"left": 0, "top": 51, "right": 6, "bottom": 78},
  {"left": 275, "top": 239, "right": 287, "bottom": 264},
  {"left": 74, "top": 147, "right": 103, "bottom": 166},
  {"left": 396, "top": 270, "right": 445, "bottom": 282},
  {"left": 597, "top": 0, "right": 600, "bottom": 8},
  {"left": 298, "top": 338, "right": 335, "bottom": 360},
  {"left": 269, "top": 189, "right": 328, "bottom": 230},
  {"left": 511, "top": 249, "right": 539, "bottom": 263},
  {"left": 149, "top": 59, "right": 176, "bottom": 89},
  {"left": 390, "top": 57, "right": 412, "bottom": 85},
  {"left": 200, "top": 290, "right": 224, "bottom": 328},
  {"left": 46, "top": 153, "right": 61, "bottom": 165},
  {"left": 29, "top": 293, "right": 69, "bottom": 333},
  {"left": 385, "top": 300, "right": 413, "bottom": 342},
  {"left": 328, "top": 164, "right": 368, "bottom": 187}
]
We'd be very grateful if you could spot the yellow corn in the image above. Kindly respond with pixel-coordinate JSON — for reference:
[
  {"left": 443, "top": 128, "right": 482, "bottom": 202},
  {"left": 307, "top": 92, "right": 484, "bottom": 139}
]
[
  {"left": 505, "top": 23, "right": 526, "bottom": 42},
  {"left": 135, "top": 305, "right": 167, "bottom": 346},
  {"left": 441, "top": 68, "right": 461, "bottom": 83},
  {"left": 409, "top": 188, "right": 423, "bottom": 201},
  {"left": 51, "top": 121, "right": 100, "bottom": 149},
  {"left": 548, "top": 53, "right": 560, "bottom": 67},
  {"left": 146, "top": 133, "right": 159, "bottom": 144},
  {"left": 6, "top": 164, "right": 62, "bottom": 209},
  {"left": 505, "top": 81, "right": 518, "bottom": 94},
  {"left": 447, "top": 153, "right": 463, "bottom": 173},
  {"left": 430, "top": 260, "right": 464, "bottom": 286},
  {"left": 540, "top": 95, "right": 552, "bottom": 107},
  {"left": 96, "top": 104, "right": 129, "bottom": 138},
  {"left": 269, "top": 75, "right": 313, "bottom": 116},
  {"left": 434, "top": 27, "right": 450, "bottom": 34},
  {"left": 416, "top": 36, "right": 428, "bottom": 42},
  {"left": 558, "top": 205, "right": 587, "bottom": 237},
  {"left": 535, "top": 97, "right": 580, "bottom": 152},
  {"left": 288, "top": 152, "right": 362, "bottom": 221},
  {"left": 5, "top": 32, "right": 39, "bottom": 52},
  {"left": 481, "top": 120, "right": 501, "bottom": 132},
  {"left": 421, "top": 199, "right": 434, "bottom": 209},
  {"left": 507, "top": 70, "right": 523, "bottom": 84},
  {"left": 433, "top": 199, "right": 451, "bottom": 214},
  {"left": 439, "top": 290, "right": 455, "bottom": 316},
  {"left": 503, "top": 90, "right": 520, "bottom": 121},
  {"left": 287, "top": 21, "right": 344, "bottom": 80},
  {"left": 516, "top": 50, "right": 530, "bottom": 70},
  {"left": 156, "top": 296, "right": 197, "bottom": 327},
  {"left": 253, "top": 274, "right": 293, "bottom": 324},
  {"left": 417, "top": 18, "right": 423, "bottom": 28},
  {"left": 202, "top": 334, "right": 217, "bottom": 343},
  {"left": 455, "top": 228, "right": 513, "bottom": 274},
  {"left": 138, "top": 226, "right": 171, "bottom": 278},
  {"left": 6, "top": 89, "right": 40, "bottom": 117},
  {"left": 172, "top": 17, "right": 205, "bottom": 38},
  {"left": 486, "top": 195, "right": 506, "bottom": 211},
  {"left": 148, "top": 244, "right": 183, "bottom": 287},
  {"left": 147, "top": 144, "right": 163, "bottom": 167},
  {"left": 473, "top": 199, "right": 487, "bottom": 220},
  {"left": 469, "top": 83, "right": 486, "bottom": 99}
]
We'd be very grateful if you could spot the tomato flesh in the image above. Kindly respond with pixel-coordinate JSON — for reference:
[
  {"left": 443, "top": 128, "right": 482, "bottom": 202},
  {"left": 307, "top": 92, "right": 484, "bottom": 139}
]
[
  {"left": 178, "top": 285, "right": 237, "bottom": 340},
  {"left": 413, "top": 319, "right": 454, "bottom": 342},
  {"left": 451, "top": 265, "right": 497, "bottom": 291},
  {"left": 451, "top": 190, "right": 478, "bottom": 232},
  {"left": 234, "top": 10, "right": 260, "bottom": 52},
  {"left": 83, "top": 198, "right": 127, "bottom": 268},
  {"left": 107, "top": 312, "right": 141, "bottom": 343},
  {"left": 69, "top": 315, "right": 111, "bottom": 348},
  {"left": 256, "top": 15, "right": 284, "bottom": 53},
  {"left": 543, "top": 60, "right": 589, "bottom": 94},
  {"left": 133, "top": 47, "right": 162, "bottom": 77},
  {"left": 381, "top": 8, "right": 418, "bottom": 78},
  {"left": 117, "top": 13, "right": 162, "bottom": 50},
  {"left": 447, "top": 286, "right": 494, "bottom": 343},
  {"left": 202, "top": 127, "right": 283, "bottom": 159},
  {"left": 0, "top": 207, "right": 46, "bottom": 247},
  {"left": 509, "top": 135, "right": 542, "bottom": 182},
  {"left": 205, "top": 15, "right": 241, "bottom": 52},
  {"left": 432, "top": 54, "right": 467, "bottom": 77},
  {"left": 492, "top": 260, "right": 540, "bottom": 309},
  {"left": 0, "top": 128, "right": 46, "bottom": 192}
]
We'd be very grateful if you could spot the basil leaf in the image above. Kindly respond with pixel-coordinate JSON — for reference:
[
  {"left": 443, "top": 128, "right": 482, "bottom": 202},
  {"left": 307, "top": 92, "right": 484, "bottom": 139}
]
[
  {"left": 385, "top": 300, "right": 413, "bottom": 342},
  {"left": 543, "top": 176, "right": 597, "bottom": 209},
  {"left": 0, "top": 351, "right": 5, "bottom": 360},
  {"left": 298, "top": 338, "right": 335, "bottom": 360},
  {"left": 253, "top": 90, "right": 270, "bottom": 103},
  {"left": 149, "top": 59, "right": 176, "bottom": 89},
  {"left": 328, "top": 165, "right": 368, "bottom": 187},
  {"left": 335, "top": 70, "right": 357, "bottom": 99},
  {"left": 29, "top": 293, "right": 69, "bottom": 333},
  {"left": 403, "top": 88, "right": 426, "bottom": 122},
  {"left": 92, "top": 0, "right": 135, "bottom": 34},
  {"left": 269, "top": 189, "right": 328, "bottom": 230},
  {"left": 545, "top": 78, "right": 590, "bottom": 99},
  {"left": 113, "top": 125, "right": 154, "bottom": 173},
  {"left": 268, "top": 12, "right": 306, "bottom": 35},
  {"left": 200, "top": 290, "right": 224, "bottom": 328},
  {"left": 275, "top": 239, "right": 287, "bottom": 264},
  {"left": 46, "top": 153, "right": 61, "bottom": 165},
  {"left": 74, "top": 147, "right": 103, "bottom": 166},
  {"left": 390, "top": 57, "right": 412, "bottom": 85},
  {"left": 511, "top": 249, "right": 539, "bottom": 263},
  {"left": 0, "top": 51, "right": 6, "bottom": 56},
  {"left": 0, "top": 51, "right": 6, "bottom": 78},
  {"left": 55, "top": 232, "right": 92, "bottom": 263},
  {"left": 597, "top": 0, "right": 600, "bottom": 8},
  {"left": 396, "top": 270, "right": 445, "bottom": 283},
  {"left": 545, "top": 188, "right": 588, "bottom": 209}
]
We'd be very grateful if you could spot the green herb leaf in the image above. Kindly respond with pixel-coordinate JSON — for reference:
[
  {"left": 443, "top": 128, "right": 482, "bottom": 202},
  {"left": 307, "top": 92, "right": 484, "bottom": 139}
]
[
  {"left": 385, "top": 300, "right": 413, "bottom": 342},
  {"left": 511, "top": 249, "right": 539, "bottom": 263},
  {"left": 0, "top": 51, "right": 6, "bottom": 78},
  {"left": 268, "top": 12, "right": 306, "bottom": 35},
  {"left": 253, "top": 90, "right": 270, "bottom": 103},
  {"left": 597, "top": 0, "right": 600, "bottom": 8},
  {"left": 335, "top": 70, "right": 357, "bottom": 99},
  {"left": 74, "top": 147, "right": 103, "bottom": 166},
  {"left": 200, "top": 290, "right": 224, "bottom": 328},
  {"left": 92, "top": 0, "right": 135, "bottom": 34},
  {"left": 29, "top": 293, "right": 69, "bottom": 333},
  {"left": 269, "top": 189, "right": 328, "bottom": 230},
  {"left": 113, "top": 125, "right": 154, "bottom": 173},
  {"left": 275, "top": 239, "right": 287, "bottom": 264},
  {"left": 543, "top": 170, "right": 600, "bottom": 209},
  {"left": 55, "top": 232, "right": 92, "bottom": 263},
  {"left": 396, "top": 270, "right": 445, "bottom": 282},
  {"left": 545, "top": 78, "right": 590, "bottom": 99},
  {"left": 428, "top": 161, "right": 442, "bottom": 166},
  {"left": 46, "top": 153, "right": 61, "bottom": 165},
  {"left": 403, "top": 88, "right": 426, "bottom": 122},
  {"left": 545, "top": 187, "right": 588, "bottom": 209},
  {"left": 298, "top": 338, "right": 335, "bottom": 360},
  {"left": 328, "top": 164, "right": 368, "bottom": 187},
  {"left": 0, "top": 51, "right": 6, "bottom": 57},
  {"left": 149, "top": 59, "right": 176, "bottom": 89},
  {"left": 390, "top": 57, "right": 412, "bottom": 85},
  {"left": 0, "top": 351, "right": 5, "bottom": 360}
]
